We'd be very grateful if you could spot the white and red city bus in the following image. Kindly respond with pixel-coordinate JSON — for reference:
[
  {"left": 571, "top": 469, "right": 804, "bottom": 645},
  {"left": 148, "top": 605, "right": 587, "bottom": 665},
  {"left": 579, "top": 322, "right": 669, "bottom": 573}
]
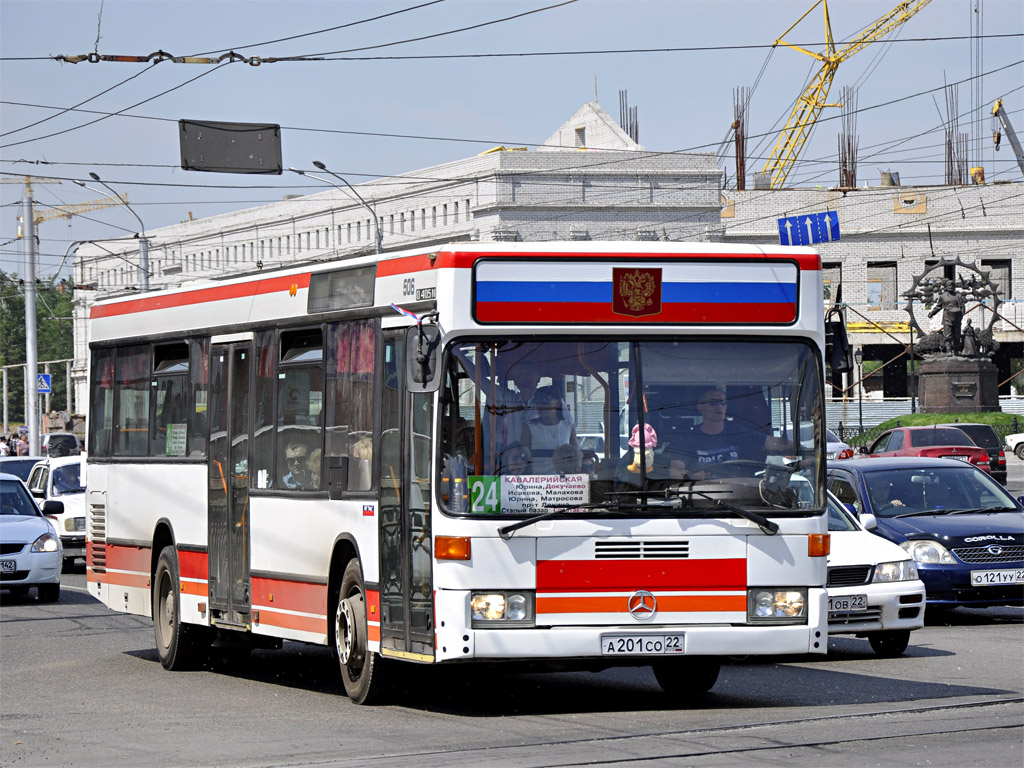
[{"left": 86, "top": 241, "right": 831, "bottom": 703}]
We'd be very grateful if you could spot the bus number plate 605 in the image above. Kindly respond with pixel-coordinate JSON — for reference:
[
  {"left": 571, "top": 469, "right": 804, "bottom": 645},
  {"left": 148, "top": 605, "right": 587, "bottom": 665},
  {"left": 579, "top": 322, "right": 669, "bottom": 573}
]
[{"left": 601, "top": 634, "right": 685, "bottom": 655}]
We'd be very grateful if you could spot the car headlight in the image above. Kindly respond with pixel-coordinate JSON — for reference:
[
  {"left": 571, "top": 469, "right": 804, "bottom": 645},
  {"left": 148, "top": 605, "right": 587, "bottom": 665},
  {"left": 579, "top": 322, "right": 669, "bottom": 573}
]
[
  {"left": 31, "top": 532, "right": 60, "bottom": 553},
  {"left": 470, "top": 591, "right": 534, "bottom": 627},
  {"left": 747, "top": 588, "right": 807, "bottom": 623},
  {"left": 873, "top": 559, "right": 919, "bottom": 582},
  {"left": 901, "top": 539, "right": 956, "bottom": 565}
]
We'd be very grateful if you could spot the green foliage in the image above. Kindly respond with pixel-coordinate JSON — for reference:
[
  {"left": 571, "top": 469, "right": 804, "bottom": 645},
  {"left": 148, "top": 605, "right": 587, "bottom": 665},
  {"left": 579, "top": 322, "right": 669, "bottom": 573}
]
[{"left": 0, "top": 270, "right": 75, "bottom": 421}]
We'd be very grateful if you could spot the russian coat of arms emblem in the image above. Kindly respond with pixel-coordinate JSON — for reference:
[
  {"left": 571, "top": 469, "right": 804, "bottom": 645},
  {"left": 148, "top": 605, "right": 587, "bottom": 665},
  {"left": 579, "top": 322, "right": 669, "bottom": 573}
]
[{"left": 613, "top": 268, "right": 662, "bottom": 317}]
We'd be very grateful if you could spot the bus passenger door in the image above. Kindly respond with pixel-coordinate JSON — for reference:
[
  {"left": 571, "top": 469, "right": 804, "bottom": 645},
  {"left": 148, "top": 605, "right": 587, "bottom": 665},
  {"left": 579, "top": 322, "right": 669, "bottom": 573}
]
[
  {"left": 208, "top": 343, "right": 252, "bottom": 625},
  {"left": 379, "top": 332, "right": 434, "bottom": 660}
]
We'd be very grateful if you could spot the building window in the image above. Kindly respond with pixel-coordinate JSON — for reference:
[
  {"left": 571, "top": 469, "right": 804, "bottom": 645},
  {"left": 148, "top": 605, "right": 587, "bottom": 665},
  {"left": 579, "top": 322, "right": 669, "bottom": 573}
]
[
  {"left": 443, "top": 204, "right": 448, "bottom": 226},
  {"left": 390, "top": 214, "right": 395, "bottom": 235},
  {"left": 347, "top": 223, "right": 352, "bottom": 243},
  {"left": 356, "top": 221, "right": 361, "bottom": 241},
  {"left": 409, "top": 211, "right": 415, "bottom": 232},
  {"left": 866, "top": 262, "right": 897, "bottom": 310},
  {"left": 465, "top": 199, "right": 471, "bottom": 219},
  {"left": 575, "top": 127, "right": 586, "bottom": 148},
  {"left": 822, "top": 262, "right": 842, "bottom": 307},
  {"left": 400, "top": 212, "right": 405, "bottom": 234},
  {"left": 982, "top": 259, "right": 1011, "bottom": 300},
  {"left": 431, "top": 207, "right": 437, "bottom": 227},
  {"left": 453, "top": 202, "right": 459, "bottom": 224},
  {"left": 421, "top": 209, "right": 426, "bottom": 229}
]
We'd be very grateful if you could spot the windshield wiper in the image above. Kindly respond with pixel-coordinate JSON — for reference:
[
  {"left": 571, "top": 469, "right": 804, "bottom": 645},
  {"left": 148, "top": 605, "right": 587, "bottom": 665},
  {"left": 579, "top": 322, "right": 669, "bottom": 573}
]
[
  {"left": 893, "top": 509, "right": 949, "bottom": 518},
  {"left": 497, "top": 485, "right": 780, "bottom": 539},
  {"left": 497, "top": 499, "right": 628, "bottom": 540},
  {"left": 944, "top": 506, "right": 1019, "bottom": 515}
]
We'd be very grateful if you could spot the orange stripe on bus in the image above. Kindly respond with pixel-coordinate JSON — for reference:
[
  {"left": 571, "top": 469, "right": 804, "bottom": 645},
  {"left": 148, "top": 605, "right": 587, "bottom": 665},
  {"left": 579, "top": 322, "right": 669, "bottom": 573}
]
[
  {"left": 94, "top": 570, "right": 151, "bottom": 590},
  {"left": 367, "top": 624, "right": 381, "bottom": 643},
  {"left": 105, "top": 543, "right": 151, "bottom": 573},
  {"left": 256, "top": 609, "right": 326, "bottom": 635},
  {"left": 536, "top": 594, "right": 746, "bottom": 614},
  {"left": 178, "top": 549, "right": 208, "bottom": 581},
  {"left": 180, "top": 580, "right": 207, "bottom": 596}
]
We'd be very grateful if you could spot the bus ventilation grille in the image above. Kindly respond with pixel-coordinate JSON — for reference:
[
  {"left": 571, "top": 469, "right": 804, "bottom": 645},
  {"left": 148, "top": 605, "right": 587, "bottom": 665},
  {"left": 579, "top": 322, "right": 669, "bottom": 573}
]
[
  {"left": 88, "top": 503, "right": 106, "bottom": 573},
  {"left": 594, "top": 540, "right": 689, "bottom": 559}
]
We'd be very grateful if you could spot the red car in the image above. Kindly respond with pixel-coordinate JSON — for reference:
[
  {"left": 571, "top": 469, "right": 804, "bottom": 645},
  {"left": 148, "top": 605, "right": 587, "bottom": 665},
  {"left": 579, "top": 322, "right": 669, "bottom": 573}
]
[{"left": 864, "top": 426, "right": 991, "bottom": 474}]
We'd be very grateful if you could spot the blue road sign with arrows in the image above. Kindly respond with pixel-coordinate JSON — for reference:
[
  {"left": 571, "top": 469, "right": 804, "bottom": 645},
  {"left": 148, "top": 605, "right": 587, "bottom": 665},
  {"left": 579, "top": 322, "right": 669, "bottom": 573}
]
[
  {"left": 778, "top": 211, "right": 840, "bottom": 246},
  {"left": 37, "top": 374, "right": 51, "bottom": 394}
]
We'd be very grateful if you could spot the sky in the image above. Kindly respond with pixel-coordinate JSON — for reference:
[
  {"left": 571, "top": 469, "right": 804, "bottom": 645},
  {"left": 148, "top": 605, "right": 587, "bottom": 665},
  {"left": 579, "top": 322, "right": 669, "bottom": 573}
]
[{"left": 1, "top": 0, "right": 1021, "bottom": 282}]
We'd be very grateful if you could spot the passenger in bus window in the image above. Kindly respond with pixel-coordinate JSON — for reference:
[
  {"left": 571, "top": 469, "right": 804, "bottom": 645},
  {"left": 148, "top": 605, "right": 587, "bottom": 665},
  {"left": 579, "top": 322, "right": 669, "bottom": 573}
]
[
  {"left": 522, "top": 386, "right": 578, "bottom": 474},
  {"left": 281, "top": 442, "right": 311, "bottom": 488},
  {"left": 498, "top": 442, "right": 532, "bottom": 475},
  {"left": 308, "top": 448, "right": 322, "bottom": 490},
  {"left": 552, "top": 443, "right": 583, "bottom": 475}
]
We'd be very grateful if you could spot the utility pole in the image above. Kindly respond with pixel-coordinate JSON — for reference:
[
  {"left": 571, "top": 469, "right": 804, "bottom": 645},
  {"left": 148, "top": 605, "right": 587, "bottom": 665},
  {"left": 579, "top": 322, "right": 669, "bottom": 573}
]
[{"left": 21, "top": 192, "right": 40, "bottom": 455}]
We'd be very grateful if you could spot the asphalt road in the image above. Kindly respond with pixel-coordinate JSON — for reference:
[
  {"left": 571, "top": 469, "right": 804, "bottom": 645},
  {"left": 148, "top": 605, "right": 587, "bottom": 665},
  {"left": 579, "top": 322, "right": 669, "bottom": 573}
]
[
  {"left": 2, "top": 563, "right": 1022, "bottom": 768},
  {"left": 2, "top": 455, "right": 1022, "bottom": 767}
]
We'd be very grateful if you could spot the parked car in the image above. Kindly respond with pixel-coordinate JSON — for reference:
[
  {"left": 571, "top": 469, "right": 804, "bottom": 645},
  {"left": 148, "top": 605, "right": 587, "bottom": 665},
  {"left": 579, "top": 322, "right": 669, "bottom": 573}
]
[
  {"left": 0, "top": 472, "right": 62, "bottom": 601},
  {"left": 1004, "top": 432, "right": 1024, "bottom": 461},
  {"left": 25, "top": 455, "right": 86, "bottom": 568},
  {"left": 825, "top": 491, "right": 926, "bottom": 656},
  {"left": 0, "top": 456, "right": 45, "bottom": 482},
  {"left": 826, "top": 428, "right": 854, "bottom": 460},
  {"left": 937, "top": 423, "right": 1006, "bottom": 485},
  {"left": 41, "top": 432, "right": 82, "bottom": 457},
  {"left": 863, "top": 425, "right": 991, "bottom": 474},
  {"left": 827, "top": 457, "right": 1024, "bottom": 609}
]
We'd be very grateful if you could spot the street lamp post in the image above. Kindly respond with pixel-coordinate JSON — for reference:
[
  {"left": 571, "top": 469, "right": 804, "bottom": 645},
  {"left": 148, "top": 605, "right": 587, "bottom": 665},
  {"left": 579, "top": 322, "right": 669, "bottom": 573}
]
[
  {"left": 288, "top": 162, "right": 382, "bottom": 254},
  {"left": 854, "top": 347, "right": 864, "bottom": 434},
  {"left": 75, "top": 173, "right": 150, "bottom": 290}
]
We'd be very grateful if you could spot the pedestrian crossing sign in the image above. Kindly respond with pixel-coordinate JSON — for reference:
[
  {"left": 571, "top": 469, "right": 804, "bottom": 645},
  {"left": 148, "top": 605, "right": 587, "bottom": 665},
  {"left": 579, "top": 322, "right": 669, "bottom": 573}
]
[{"left": 37, "top": 374, "right": 51, "bottom": 393}]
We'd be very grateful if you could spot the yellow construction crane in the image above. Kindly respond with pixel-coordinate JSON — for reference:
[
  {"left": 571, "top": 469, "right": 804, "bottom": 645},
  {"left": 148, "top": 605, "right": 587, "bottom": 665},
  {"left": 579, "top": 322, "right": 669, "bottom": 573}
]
[
  {"left": 2, "top": 174, "right": 126, "bottom": 225},
  {"left": 761, "top": 0, "right": 932, "bottom": 189}
]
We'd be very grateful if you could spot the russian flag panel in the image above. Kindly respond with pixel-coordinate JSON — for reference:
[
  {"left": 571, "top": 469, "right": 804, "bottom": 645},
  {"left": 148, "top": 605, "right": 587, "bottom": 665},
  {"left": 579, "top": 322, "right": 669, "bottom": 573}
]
[{"left": 474, "top": 261, "right": 799, "bottom": 325}]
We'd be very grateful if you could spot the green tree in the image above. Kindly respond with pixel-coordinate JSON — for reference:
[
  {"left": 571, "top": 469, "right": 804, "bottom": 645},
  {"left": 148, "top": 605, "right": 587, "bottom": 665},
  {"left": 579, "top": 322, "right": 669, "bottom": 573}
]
[{"left": 0, "top": 269, "right": 75, "bottom": 423}]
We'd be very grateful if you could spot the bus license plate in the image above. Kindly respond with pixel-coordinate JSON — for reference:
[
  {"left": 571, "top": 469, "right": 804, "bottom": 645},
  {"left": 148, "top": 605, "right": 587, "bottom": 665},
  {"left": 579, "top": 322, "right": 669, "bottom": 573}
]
[
  {"left": 1, "top": 559, "right": 15, "bottom": 574},
  {"left": 828, "top": 594, "right": 867, "bottom": 613},
  {"left": 601, "top": 634, "right": 684, "bottom": 655},
  {"left": 971, "top": 568, "right": 1024, "bottom": 586}
]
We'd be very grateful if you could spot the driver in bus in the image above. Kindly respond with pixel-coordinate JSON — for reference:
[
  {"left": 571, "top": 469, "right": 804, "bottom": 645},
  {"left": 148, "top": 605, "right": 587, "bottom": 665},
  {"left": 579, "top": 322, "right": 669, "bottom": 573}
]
[{"left": 670, "top": 387, "right": 787, "bottom": 480}]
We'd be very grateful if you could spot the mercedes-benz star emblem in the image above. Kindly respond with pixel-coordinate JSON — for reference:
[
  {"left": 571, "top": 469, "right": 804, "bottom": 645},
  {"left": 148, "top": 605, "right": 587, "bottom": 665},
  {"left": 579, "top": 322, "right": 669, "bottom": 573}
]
[{"left": 627, "top": 590, "right": 657, "bottom": 621}]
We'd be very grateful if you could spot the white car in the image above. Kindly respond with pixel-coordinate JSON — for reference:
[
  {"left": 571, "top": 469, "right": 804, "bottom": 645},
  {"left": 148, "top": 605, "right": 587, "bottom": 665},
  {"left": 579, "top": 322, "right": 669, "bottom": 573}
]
[
  {"left": 1004, "top": 432, "right": 1024, "bottom": 460},
  {"left": 0, "top": 472, "right": 62, "bottom": 601},
  {"left": 25, "top": 454, "right": 86, "bottom": 568},
  {"left": 826, "top": 491, "right": 926, "bottom": 656},
  {"left": 826, "top": 428, "right": 854, "bottom": 460}
]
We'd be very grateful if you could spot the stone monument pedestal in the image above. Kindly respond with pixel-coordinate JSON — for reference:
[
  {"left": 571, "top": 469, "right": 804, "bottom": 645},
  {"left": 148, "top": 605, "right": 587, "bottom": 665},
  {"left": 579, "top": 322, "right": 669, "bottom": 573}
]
[{"left": 917, "top": 356, "right": 999, "bottom": 413}]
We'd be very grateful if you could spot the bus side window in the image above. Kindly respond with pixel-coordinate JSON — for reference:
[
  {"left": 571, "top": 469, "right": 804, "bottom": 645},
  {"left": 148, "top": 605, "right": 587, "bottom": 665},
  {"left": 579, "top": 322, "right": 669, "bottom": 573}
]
[{"left": 326, "top": 319, "right": 377, "bottom": 493}]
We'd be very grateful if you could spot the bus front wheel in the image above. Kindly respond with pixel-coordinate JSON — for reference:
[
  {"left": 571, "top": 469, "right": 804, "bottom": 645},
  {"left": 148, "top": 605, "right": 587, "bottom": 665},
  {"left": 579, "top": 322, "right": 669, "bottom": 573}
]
[
  {"left": 334, "top": 559, "right": 387, "bottom": 704},
  {"left": 153, "top": 546, "right": 208, "bottom": 670},
  {"left": 652, "top": 658, "right": 721, "bottom": 697}
]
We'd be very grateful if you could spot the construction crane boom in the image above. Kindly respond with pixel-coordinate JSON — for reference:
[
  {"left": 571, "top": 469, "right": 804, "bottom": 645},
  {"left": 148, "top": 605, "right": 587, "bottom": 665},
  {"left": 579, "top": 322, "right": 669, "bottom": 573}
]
[
  {"left": 761, "top": 0, "right": 931, "bottom": 189},
  {"left": 992, "top": 99, "right": 1024, "bottom": 178},
  {"left": 33, "top": 194, "right": 129, "bottom": 225}
]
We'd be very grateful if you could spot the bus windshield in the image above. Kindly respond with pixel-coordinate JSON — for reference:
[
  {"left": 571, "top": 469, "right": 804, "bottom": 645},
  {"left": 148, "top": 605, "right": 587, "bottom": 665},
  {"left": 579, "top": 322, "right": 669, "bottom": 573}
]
[{"left": 439, "top": 338, "right": 824, "bottom": 515}]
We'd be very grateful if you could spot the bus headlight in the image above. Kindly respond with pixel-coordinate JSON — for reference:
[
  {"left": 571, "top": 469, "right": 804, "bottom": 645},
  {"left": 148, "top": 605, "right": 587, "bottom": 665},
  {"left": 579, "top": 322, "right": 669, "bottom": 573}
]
[
  {"left": 747, "top": 588, "right": 807, "bottom": 623},
  {"left": 470, "top": 591, "right": 534, "bottom": 627}
]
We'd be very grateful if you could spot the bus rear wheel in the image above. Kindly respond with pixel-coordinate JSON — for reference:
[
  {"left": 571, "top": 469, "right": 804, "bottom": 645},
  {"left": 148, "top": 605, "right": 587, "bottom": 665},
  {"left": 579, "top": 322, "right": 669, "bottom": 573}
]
[
  {"left": 653, "top": 658, "right": 721, "bottom": 697},
  {"left": 153, "top": 546, "right": 208, "bottom": 670},
  {"left": 334, "top": 559, "right": 387, "bottom": 704}
]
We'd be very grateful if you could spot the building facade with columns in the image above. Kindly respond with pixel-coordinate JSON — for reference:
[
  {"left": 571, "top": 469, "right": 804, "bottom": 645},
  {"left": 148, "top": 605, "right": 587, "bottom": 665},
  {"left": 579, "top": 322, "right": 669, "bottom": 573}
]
[{"left": 71, "top": 101, "right": 1023, "bottom": 415}]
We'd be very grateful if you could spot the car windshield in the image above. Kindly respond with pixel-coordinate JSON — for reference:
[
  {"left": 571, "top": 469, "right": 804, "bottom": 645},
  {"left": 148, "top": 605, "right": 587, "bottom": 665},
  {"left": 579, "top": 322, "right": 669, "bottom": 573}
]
[
  {"left": 439, "top": 338, "right": 824, "bottom": 515},
  {"left": 863, "top": 466, "right": 1017, "bottom": 518},
  {"left": 827, "top": 495, "right": 859, "bottom": 532},
  {"left": 50, "top": 463, "right": 84, "bottom": 496},
  {"left": 0, "top": 479, "right": 41, "bottom": 517}
]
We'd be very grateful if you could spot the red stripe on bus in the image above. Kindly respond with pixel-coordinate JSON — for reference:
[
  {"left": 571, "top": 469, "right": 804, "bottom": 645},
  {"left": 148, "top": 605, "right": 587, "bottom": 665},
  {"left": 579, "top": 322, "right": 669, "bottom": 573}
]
[
  {"left": 536, "top": 558, "right": 747, "bottom": 591},
  {"left": 251, "top": 576, "right": 328, "bottom": 616},
  {"left": 476, "top": 302, "right": 797, "bottom": 324},
  {"left": 256, "top": 609, "right": 326, "bottom": 635},
  {"left": 178, "top": 549, "right": 208, "bottom": 581},
  {"left": 536, "top": 593, "right": 747, "bottom": 615},
  {"left": 90, "top": 272, "right": 312, "bottom": 319},
  {"left": 105, "top": 543, "right": 151, "bottom": 573}
]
